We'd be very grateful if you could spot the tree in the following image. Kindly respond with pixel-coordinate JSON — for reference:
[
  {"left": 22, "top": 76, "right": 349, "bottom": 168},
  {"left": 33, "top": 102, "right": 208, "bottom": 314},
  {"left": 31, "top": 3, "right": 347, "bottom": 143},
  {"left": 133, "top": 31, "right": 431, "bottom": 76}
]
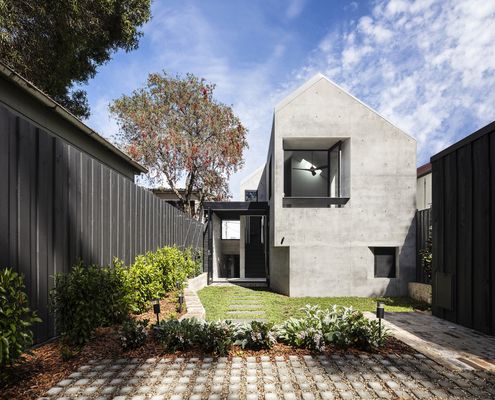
[
  {"left": 0, "top": 0, "right": 151, "bottom": 118},
  {"left": 110, "top": 72, "right": 249, "bottom": 218}
]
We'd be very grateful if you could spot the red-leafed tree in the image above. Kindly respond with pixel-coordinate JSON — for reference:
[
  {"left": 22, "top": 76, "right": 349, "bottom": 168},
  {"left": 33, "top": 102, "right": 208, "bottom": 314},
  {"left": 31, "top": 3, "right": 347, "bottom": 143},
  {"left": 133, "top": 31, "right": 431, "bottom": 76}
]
[{"left": 109, "top": 72, "right": 248, "bottom": 218}]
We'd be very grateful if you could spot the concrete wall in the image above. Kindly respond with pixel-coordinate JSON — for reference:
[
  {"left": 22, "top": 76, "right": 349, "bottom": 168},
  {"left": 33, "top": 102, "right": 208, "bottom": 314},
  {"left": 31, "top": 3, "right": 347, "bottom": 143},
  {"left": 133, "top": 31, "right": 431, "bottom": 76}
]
[
  {"left": 417, "top": 172, "right": 432, "bottom": 211},
  {"left": 268, "top": 74, "right": 416, "bottom": 297}
]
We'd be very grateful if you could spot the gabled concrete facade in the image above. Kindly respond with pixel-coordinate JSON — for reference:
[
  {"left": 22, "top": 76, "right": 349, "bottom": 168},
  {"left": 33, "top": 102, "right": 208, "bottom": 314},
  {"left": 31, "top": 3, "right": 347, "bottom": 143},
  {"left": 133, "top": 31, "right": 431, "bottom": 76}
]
[{"left": 241, "top": 74, "right": 417, "bottom": 297}]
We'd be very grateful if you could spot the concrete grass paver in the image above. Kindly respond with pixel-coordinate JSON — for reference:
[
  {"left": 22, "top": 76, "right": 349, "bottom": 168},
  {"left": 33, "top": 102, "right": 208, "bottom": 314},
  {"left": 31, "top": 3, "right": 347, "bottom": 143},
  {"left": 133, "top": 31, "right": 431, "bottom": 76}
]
[{"left": 39, "top": 353, "right": 495, "bottom": 399}]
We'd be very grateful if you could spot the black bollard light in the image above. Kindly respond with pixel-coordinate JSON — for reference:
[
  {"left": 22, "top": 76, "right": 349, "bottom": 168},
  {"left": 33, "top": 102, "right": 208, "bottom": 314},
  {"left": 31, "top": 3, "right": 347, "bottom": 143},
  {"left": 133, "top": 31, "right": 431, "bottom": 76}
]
[
  {"left": 376, "top": 301, "right": 385, "bottom": 339},
  {"left": 153, "top": 298, "right": 161, "bottom": 324},
  {"left": 178, "top": 291, "right": 184, "bottom": 313}
]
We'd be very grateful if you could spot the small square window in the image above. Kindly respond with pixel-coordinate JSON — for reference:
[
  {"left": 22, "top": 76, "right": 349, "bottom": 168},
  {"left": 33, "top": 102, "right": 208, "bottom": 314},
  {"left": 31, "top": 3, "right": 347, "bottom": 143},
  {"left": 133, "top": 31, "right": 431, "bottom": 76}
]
[
  {"left": 372, "top": 247, "right": 397, "bottom": 278},
  {"left": 245, "top": 190, "right": 258, "bottom": 202},
  {"left": 221, "top": 220, "right": 240, "bottom": 240}
]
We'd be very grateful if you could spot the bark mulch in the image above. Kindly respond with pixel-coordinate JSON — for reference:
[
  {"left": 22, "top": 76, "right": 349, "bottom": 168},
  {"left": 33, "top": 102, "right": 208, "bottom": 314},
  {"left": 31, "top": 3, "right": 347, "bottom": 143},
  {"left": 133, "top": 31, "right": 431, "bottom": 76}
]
[{"left": 2, "top": 301, "right": 414, "bottom": 400}]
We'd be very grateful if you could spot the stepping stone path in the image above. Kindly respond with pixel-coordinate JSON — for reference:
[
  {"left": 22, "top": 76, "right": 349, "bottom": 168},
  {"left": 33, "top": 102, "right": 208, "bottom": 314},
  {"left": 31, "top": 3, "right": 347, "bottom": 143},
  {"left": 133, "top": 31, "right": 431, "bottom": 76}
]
[
  {"left": 39, "top": 353, "right": 495, "bottom": 399},
  {"left": 226, "top": 292, "right": 267, "bottom": 324}
]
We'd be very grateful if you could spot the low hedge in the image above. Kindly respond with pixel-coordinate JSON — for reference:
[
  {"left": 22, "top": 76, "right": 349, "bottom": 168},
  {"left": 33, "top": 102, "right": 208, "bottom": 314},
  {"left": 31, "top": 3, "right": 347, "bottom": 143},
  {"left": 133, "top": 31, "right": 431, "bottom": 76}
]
[{"left": 50, "top": 245, "right": 202, "bottom": 345}]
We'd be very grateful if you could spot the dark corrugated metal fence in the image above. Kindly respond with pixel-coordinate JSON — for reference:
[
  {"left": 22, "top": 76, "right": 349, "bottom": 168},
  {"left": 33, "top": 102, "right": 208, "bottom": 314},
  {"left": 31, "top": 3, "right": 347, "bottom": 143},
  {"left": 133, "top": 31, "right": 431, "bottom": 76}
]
[
  {"left": 0, "top": 104, "right": 204, "bottom": 343},
  {"left": 415, "top": 208, "right": 431, "bottom": 283},
  {"left": 431, "top": 121, "right": 495, "bottom": 335}
]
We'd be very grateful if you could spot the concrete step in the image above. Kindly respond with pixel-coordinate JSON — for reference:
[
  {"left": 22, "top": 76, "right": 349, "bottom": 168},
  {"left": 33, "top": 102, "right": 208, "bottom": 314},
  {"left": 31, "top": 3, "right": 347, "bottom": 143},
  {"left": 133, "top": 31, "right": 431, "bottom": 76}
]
[
  {"left": 228, "top": 305, "right": 264, "bottom": 310},
  {"left": 226, "top": 310, "right": 266, "bottom": 316},
  {"left": 228, "top": 318, "right": 267, "bottom": 324}
]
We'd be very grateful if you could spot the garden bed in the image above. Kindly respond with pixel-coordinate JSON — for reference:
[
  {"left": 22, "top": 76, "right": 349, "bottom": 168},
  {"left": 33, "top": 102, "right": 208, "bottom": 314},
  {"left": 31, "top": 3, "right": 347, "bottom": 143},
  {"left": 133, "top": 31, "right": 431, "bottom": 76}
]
[{"left": 1, "top": 293, "right": 183, "bottom": 400}]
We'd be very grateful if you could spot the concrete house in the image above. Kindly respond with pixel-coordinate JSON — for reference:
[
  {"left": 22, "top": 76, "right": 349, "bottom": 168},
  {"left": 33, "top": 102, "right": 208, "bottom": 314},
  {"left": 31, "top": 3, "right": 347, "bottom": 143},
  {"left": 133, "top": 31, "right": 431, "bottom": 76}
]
[{"left": 204, "top": 74, "right": 417, "bottom": 297}]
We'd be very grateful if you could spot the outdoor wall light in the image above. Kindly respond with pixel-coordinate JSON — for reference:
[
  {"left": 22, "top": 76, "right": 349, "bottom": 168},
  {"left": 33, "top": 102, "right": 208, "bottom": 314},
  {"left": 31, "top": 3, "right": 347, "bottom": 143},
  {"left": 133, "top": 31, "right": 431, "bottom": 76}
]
[
  {"left": 153, "top": 298, "right": 161, "bottom": 324},
  {"left": 376, "top": 301, "right": 385, "bottom": 339}
]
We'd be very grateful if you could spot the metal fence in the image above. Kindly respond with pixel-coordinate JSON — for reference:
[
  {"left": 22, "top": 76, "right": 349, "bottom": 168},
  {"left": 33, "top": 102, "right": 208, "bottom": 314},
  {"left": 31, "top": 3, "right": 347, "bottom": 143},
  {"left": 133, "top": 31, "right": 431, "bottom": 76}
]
[
  {"left": 416, "top": 208, "right": 432, "bottom": 283},
  {"left": 431, "top": 121, "right": 495, "bottom": 335},
  {"left": 0, "top": 105, "right": 204, "bottom": 343}
]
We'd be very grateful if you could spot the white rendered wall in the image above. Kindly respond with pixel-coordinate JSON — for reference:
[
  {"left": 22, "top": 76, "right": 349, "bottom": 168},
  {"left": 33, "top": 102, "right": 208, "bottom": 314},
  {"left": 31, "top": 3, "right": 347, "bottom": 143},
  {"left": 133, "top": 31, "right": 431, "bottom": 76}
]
[{"left": 416, "top": 172, "right": 432, "bottom": 210}]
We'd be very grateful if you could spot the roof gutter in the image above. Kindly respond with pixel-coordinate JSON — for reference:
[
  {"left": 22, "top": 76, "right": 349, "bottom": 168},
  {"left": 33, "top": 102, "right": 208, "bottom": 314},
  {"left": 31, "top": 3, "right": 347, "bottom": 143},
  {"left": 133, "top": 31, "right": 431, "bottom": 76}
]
[{"left": 0, "top": 62, "right": 147, "bottom": 174}]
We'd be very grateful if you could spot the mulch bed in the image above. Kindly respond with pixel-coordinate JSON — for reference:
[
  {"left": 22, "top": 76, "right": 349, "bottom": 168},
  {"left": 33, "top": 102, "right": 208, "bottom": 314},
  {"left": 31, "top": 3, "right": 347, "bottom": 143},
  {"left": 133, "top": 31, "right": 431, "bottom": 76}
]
[{"left": 2, "top": 300, "right": 415, "bottom": 400}]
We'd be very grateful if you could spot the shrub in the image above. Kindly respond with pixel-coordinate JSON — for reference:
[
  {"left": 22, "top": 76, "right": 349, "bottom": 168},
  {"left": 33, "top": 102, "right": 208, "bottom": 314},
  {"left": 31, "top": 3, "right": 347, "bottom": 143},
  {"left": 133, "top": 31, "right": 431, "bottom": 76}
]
[
  {"left": 200, "top": 320, "right": 237, "bottom": 355},
  {"left": 184, "top": 247, "right": 202, "bottom": 278},
  {"left": 278, "top": 305, "right": 387, "bottom": 352},
  {"left": 0, "top": 268, "right": 41, "bottom": 370},
  {"left": 236, "top": 321, "right": 276, "bottom": 350},
  {"left": 277, "top": 305, "right": 326, "bottom": 351},
  {"left": 153, "top": 318, "right": 201, "bottom": 352},
  {"left": 323, "top": 306, "right": 388, "bottom": 350},
  {"left": 153, "top": 318, "right": 237, "bottom": 355},
  {"left": 118, "top": 255, "right": 165, "bottom": 314},
  {"left": 50, "top": 262, "right": 129, "bottom": 346},
  {"left": 120, "top": 319, "right": 149, "bottom": 350}
]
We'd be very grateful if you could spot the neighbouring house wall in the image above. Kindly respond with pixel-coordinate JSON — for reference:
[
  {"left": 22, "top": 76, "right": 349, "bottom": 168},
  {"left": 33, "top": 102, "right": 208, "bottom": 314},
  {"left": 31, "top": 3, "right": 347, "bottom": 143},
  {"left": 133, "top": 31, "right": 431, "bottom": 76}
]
[
  {"left": 271, "top": 75, "right": 416, "bottom": 297},
  {"left": 417, "top": 172, "right": 432, "bottom": 210},
  {"left": 0, "top": 104, "right": 204, "bottom": 343}
]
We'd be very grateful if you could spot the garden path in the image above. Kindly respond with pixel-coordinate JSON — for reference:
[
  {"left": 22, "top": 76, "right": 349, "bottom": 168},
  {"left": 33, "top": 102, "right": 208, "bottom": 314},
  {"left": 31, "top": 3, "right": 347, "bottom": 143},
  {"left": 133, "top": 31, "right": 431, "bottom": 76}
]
[
  {"left": 39, "top": 352, "right": 495, "bottom": 399},
  {"left": 226, "top": 291, "right": 267, "bottom": 324},
  {"left": 365, "top": 311, "right": 495, "bottom": 372}
]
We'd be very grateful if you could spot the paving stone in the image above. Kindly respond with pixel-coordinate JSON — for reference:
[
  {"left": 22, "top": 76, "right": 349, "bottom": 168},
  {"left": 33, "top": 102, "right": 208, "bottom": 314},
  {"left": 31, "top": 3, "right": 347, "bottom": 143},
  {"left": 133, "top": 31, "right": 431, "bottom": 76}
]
[
  {"left": 47, "top": 387, "right": 63, "bottom": 395},
  {"left": 320, "top": 392, "right": 335, "bottom": 400},
  {"left": 302, "top": 393, "right": 315, "bottom": 400},
  {"left": 284, "top": 393, "right": 297, "bottom": 400}
]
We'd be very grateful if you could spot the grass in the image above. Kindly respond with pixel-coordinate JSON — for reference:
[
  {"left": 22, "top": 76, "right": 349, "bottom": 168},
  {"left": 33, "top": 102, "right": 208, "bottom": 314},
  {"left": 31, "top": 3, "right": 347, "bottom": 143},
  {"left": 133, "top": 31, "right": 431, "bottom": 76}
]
[{"left": 197, "top": 286, "right": 429, "bottom": 324}]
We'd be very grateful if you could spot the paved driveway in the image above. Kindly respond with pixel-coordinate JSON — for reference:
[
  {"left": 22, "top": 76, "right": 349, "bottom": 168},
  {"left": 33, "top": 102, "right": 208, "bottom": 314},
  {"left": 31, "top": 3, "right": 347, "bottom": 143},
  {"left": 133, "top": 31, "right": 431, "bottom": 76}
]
[{"left": 40, "top": 353, "right": 495, "bottom": 400}]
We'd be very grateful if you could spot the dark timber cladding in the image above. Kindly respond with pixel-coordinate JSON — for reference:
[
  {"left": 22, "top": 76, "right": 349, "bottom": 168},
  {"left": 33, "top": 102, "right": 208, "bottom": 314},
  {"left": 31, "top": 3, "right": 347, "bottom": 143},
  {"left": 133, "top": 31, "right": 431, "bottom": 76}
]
[
  {"left": 431, "top": 120, "right": 495, "bottom": 335},
  {"left": 0, "top": 85, "right": 205, "bottom": 343}
]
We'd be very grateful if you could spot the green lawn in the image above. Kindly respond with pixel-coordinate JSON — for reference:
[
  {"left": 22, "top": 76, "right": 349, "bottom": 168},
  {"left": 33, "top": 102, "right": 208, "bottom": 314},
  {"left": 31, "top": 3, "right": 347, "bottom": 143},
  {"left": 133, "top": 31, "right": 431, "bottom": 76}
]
[{"left": 197, "top": 286, "right": 428, "bottom": 324}]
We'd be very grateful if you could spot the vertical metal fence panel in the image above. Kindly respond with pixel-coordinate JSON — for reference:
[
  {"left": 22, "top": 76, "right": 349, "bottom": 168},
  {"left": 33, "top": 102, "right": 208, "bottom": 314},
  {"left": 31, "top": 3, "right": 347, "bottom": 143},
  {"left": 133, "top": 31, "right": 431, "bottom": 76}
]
[
  {"left": 432, "top": 122, "right": 495, "bottom": 335},
  {"left": 0, "top": 105, "right": 204, "bottom": 343},
  {"left": 415, "top": 208, "right": 431, "bottom": 283}
]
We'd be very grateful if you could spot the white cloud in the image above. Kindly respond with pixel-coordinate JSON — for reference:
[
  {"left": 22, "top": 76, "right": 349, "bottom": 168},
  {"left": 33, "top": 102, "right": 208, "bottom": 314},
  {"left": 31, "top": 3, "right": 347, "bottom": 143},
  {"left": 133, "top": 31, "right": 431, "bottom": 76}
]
[{"left": 299, "top": 0, "right": 495, "bottom": 164}]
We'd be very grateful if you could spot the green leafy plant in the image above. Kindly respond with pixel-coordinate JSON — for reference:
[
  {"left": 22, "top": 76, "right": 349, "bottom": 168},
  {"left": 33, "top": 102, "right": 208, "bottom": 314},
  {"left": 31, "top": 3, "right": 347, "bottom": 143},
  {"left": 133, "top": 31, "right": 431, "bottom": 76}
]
[
  {"left": 153, "top": 318, "right": 201, "bottom": 352},
  {"left": 184, "top": 247, "right": 203, "bottom": 278},
  {"left": 0, "top": 268, "right": 41, "bottom": 373},
  {"left": 419, "top": 227, "right": 432, "bottom": 283},
  {"left": 120, "top": 319, "right": 149, "bottom": 350},
  {"left": 277, "top": 305, "right": 387, "bottom": 352},
  {"left": 277, "top": 305, "right": 326, "bottom": 351},
  {"left": 118, "top": 255, "right": 166, "bottom": 314},
  {"left": 236, "top": 321, "right": 276, "bottom": 350},
  {"left": 199, "top": 320, "right": 237, "bottom": 355},
  {"left": 50, "top": 262, "right": 129, "bottom": 346},
  {"left": 153, "top": 318, "right": 238, "bottom": 355}
]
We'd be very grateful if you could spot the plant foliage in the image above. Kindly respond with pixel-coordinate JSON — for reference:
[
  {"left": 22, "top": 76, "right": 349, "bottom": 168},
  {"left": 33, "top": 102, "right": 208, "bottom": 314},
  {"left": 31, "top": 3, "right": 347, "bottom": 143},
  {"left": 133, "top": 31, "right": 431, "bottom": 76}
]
[
  {"left": 0, "top": 0, "right": 151, "bottom": 117},
  {"left": 278, "top": 305, "right": 387, "bottom": 351},
  {"left": 120, "top": 319, "right": 149, "bottom": 350},
  {"left": 50, "top": 262, "right": 129, "bottom": 346},
  {"left": 236, "top": 321, "right": 276, "bottom": 350},
  {"left": 110, "top": 72, "right": 249, "bottom": 217},
  {"left": 0, "top": 268, "right": 41, "bottom": 371}
]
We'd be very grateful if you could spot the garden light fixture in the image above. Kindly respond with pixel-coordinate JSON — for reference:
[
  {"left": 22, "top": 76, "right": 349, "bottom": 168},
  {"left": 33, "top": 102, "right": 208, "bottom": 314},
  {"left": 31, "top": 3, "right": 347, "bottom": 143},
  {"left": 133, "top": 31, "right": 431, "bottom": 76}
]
[
  {"left": 153, "top": 298, "right": 161, "bottom": 324},
  {"left": 376, "top": 301, "right": 384, "bottom": 340},
  {"left": 178, "top": 291, "right": 184, "bottom": 313}
]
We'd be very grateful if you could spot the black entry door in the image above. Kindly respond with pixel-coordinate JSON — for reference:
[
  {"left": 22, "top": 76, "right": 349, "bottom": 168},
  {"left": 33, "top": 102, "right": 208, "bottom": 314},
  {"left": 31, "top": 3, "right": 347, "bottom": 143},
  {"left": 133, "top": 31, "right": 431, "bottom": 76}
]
[{"left": 245, "top": 216, "right": 266, "bottom": 278}]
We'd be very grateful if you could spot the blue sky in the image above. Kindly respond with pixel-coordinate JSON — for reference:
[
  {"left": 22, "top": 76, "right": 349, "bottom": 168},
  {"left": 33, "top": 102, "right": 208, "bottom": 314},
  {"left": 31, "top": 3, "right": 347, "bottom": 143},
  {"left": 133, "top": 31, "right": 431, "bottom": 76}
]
[{"left": 81, "top": 0, "right": 495, "bottom": 199}]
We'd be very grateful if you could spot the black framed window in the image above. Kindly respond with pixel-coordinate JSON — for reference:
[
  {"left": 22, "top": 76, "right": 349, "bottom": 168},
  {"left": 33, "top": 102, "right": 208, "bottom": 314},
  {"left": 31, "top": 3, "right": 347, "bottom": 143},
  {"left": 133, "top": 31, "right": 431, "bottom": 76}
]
[
  {"left": 245, "top": 190, "right": 258, "bottom": 202},
  {"left": 283, "top": 142, "right": 341, "bottom": 198},
  {"left": 372, "top": 247, "right": 397, "bottom": 278}
]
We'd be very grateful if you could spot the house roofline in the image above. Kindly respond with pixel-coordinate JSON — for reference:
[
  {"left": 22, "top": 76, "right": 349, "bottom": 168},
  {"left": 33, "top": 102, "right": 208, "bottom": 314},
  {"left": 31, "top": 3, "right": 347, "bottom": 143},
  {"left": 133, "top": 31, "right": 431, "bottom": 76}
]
[
  {"left": 417, "top": 162, "right": 432, "bottom": 178},
  {"left": 275, "top": 73, "right": 416, "bottom": 142},
  {"left": 0, "top": 62, "right": 147, "bottom": 174},
  {"left": 431, "top": 120, "right": 495, "bottom": 162}
]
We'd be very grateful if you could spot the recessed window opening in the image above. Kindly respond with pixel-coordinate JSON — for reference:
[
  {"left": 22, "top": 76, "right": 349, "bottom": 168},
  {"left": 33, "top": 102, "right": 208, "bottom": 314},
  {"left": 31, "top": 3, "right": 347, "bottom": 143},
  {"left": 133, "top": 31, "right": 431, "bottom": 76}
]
[{"left": 372, "top": 247, "right": 397, "bottom": 278}]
